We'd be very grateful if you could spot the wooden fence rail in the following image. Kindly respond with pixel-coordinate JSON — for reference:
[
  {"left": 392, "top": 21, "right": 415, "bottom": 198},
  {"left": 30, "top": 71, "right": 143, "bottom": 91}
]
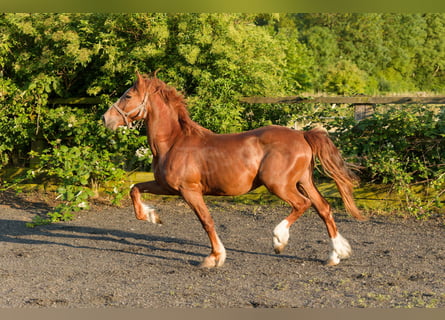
[
  {"left": 49, "top": 95, "right": 445, "bottom": 121},
  {"left": 240, "top": 95, "right": 445, "bottom": 121},
  {"left": 49, "top": 96, "right": 445, "bottom": 106},
  {"left": 239, "top": 95, "right": 445, "bottom": 105}
]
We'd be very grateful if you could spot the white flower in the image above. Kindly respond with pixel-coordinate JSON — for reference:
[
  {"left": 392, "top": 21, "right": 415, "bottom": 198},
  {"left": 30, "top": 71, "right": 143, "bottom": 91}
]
[
  {"left": 135, "top": 147, "right": 149, "bottom": 158},
  {"left": 77, "top": 202, "right": 88, "bottom": 208}
]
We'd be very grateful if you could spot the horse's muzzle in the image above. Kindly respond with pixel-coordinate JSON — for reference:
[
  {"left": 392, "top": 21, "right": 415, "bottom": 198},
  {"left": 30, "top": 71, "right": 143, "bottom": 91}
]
[{"left": 102, "top": 112, "right": 119, "bottom": 131}]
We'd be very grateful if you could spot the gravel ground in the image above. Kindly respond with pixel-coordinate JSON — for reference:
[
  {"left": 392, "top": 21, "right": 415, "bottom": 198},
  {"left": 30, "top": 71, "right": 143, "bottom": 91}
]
[{"left": 0, "top": 191, "right": 444, "bottom": 308}]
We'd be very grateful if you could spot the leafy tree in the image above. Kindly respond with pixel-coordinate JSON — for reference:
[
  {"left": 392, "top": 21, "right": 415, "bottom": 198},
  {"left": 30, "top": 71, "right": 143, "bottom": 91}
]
[
  {"left": 161, "top": 13, "right": 314, "bottom": 132},
  {"left": 414, "top": 13, "right": 445, "bottom": 91},
  {"left": 324, "top": 59, "right": 368, "bottom": 95},
  {"left": 296, "top": 13, "right": 445, "bottom": 94}
]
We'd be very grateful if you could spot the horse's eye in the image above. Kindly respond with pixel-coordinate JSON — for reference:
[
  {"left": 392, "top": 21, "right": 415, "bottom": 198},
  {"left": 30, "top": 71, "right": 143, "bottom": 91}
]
[{"left": 125, "top": 95, "right": 131, "bottom": 99}]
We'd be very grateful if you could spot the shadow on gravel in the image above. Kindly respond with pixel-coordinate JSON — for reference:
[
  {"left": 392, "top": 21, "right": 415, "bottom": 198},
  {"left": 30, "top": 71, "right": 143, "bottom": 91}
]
[
  {"left": 0, "top": 217, "right": 321, "bottom": 266},
  {"left": 0, "top": 218, "right": 207, "bottom": 264},
  {"left": 0, "top": 190, "right": 53, "bottom": 215}
]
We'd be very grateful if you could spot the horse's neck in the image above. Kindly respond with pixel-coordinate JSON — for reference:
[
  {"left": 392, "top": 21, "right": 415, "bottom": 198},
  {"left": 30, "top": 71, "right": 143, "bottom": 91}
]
[{"left": 145, "top": 101, "right": 182, "bottom": 157}]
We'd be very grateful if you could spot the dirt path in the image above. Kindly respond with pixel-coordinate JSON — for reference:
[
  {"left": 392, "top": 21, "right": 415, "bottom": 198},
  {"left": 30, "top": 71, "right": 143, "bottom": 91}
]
[{"left": 0, "top": 192, "right": 444, "bottom": 308}]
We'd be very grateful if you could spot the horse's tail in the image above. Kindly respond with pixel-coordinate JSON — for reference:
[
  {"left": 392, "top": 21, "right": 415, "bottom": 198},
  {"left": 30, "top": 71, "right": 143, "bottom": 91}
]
[{"left": 303, "top": 128, "right": 367, "bottom": 221}]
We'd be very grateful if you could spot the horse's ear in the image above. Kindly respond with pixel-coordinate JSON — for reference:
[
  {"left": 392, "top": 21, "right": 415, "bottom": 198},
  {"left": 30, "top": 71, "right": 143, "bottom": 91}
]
[
  {"left": 136, "top": 71, "right": 144, "bottom": 82},
  {"left": 135, "top": 71, "right": 147, "bottom": 90},
  {"left": 150, "top": 68, "right": 161, "bottom": 78}
]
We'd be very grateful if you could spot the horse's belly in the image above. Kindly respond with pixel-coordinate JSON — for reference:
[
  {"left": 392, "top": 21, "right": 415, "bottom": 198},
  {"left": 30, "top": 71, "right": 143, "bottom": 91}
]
[{"left": 202, "top": 170, "right": 260, "bottom": 196}]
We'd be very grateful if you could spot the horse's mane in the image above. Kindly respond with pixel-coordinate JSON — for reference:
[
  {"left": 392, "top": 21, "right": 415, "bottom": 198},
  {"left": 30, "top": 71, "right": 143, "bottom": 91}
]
[{"left": 145, "top": 75, "right": 210, "bottom": 136}]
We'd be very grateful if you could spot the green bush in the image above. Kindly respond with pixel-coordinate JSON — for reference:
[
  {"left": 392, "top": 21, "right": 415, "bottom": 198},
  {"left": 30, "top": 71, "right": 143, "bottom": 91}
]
[
  {"left": 24, "top": 106, "right": 151, "bottom": 226},
  {"left": 330, "top": 106, "right": 445, "bottom": 218}
]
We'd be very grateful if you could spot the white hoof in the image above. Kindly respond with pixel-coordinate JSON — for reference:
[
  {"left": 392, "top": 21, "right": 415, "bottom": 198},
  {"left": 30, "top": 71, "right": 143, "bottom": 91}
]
[
  {"left": 200, "top": 251, "right": 226, "bottom": 268},
  {"left": 200, "top": 236, "right": 226, "bottom": 268},
  {"left": 142, "top": 204, "right": 162, "bottom": 224},
  {"left": 273, "top": 220, "right": 290, "bottom": 254},
  {"left": 326, "top": 233, "right": 351, "bottom": 266}
]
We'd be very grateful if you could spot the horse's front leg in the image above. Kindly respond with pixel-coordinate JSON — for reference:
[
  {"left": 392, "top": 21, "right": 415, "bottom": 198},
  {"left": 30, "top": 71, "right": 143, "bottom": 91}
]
[
  {"left": 130, "top": 181, "right": 177, "bottom": 224},
  {"left": 180, "top": 189, "right": 226, "bottom": 268}
]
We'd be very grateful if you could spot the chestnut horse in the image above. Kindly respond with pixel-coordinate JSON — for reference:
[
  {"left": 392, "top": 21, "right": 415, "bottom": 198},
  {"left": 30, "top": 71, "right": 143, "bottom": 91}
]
[{"left": 102, "top": 72, "right": 366, "bottom": 268}]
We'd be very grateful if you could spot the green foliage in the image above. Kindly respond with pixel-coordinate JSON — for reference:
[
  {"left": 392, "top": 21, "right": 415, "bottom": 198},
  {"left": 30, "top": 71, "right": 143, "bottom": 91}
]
[
  {"left": 324, "top": 60, "right": 368, "bottom": 95},
  {"left": 329, "top": 106, "right": 445, "bottom": 218},
  {"left": 162, "top": 13, "right": 312, "bottom": 133},
  {"left": 297, "top": 13, "right": 445, "bottom": 94},
  {"left": 24, "top": 106, "right": 150, "bottom": 226}
]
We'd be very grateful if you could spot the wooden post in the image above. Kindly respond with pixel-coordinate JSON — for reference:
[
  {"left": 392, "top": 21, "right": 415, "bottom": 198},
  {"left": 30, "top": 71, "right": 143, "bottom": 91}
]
[
  {"left": 29, "top": 130, "right": 45, "bottom": 168},
  {"left": 354, "top": 104, "right": 374, "bottom": 121}
]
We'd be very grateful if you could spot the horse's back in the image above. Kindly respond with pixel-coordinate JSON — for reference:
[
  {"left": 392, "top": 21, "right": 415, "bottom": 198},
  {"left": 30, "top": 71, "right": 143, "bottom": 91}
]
[{"left": 211, "top": 125, "right": 306, "bottom": 146}]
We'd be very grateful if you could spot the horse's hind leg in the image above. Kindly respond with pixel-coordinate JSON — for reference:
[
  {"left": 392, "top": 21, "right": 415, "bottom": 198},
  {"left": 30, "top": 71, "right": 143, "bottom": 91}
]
[
  {"left": 268, "top": 184, "right": 312, "bottom": 254},
  {"left": 299, "top": 171, "right": 351, "bottom": 266}
]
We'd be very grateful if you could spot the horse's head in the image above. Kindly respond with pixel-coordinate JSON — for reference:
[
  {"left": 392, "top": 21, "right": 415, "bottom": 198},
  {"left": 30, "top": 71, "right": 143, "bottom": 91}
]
[{"left": 102, "top": 71, "right": 152, "bottom": 130}]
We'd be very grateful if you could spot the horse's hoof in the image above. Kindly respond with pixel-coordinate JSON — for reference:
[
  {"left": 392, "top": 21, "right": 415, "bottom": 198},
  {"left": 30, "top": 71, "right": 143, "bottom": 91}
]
[
  {"left": 147, "top": 211, "right": 163, "bottom": 225},
  {"left": 330, "top": 233, "right": 351, "bottom": 259},
  {"left": 141, "top": 204, "right": 163, "bottom": 224},
  {"left": 273, "top": 220, "right": 289, "bottom": 254},
  {"left": 152, "top": 213, "right": 162, "bottom": 225},
  {"left": 325, "top": 258, "right": 340, "bottom": 266},
  {"left": 200, "top": 258, "right": 217, "bottom": 268},
  {"left": 200, "top": 253, "right": 226, "bottom": 268},
  {"left": 274, "top": 244, "right": 285, "bottom": 254}
]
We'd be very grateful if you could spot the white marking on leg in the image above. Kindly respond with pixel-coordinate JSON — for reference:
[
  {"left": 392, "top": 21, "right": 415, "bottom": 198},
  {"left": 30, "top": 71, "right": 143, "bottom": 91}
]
[
  {"left": 327, "top": 232, "right": 351, "bottom": 265},
  {"left": 142, "top": 204, "right": 162, "bottom": 224},
  {"left": 215, "top": 234, "right": 226, "bottom": 267},
  {"left": 273, "top": 220, "right": 290, "bottom": 254},
  {"left": 201, "top": 234, "right": 226, "bottom": 268}
]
